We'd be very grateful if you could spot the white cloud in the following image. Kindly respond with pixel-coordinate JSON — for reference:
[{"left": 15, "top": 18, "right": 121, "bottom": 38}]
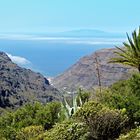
[
  {"left": 6, "top": 53, "right": 31, "bottom": 65},
  {"left": 0, "top": 34, "right": 126, "bottom": 45},
  {"left": 0, "top": 34, "right": 35, "bottom": 40}
]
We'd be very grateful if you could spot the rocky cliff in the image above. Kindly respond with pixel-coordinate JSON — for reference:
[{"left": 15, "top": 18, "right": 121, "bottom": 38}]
[
  {"left": 52, "top": 48, "right": 135, "bottom": 91},
  {"left": 0, "top": 52, "right": 60, "bottom": 108}
]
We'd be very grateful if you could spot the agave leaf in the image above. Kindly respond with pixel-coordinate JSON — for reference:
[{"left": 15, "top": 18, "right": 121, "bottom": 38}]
[
  {"left": 79, "top": 96, "right": 83, "bottom": 106},
  {"left": 64, "top": 98, "right": 72, "bottom": 116},
  {"left": 73, "top": 94, "right": 77, "bottom": 113},
  {"left": 127, "top": 33, "right": 138, "bottom": 57}
]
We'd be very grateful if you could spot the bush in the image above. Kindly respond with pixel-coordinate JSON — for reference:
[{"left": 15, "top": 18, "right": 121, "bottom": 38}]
[
  {"left": 0, "top": 102, "right": 61, "bottom": 139},
  {"left": 0, "top": 126, "right": 17, "bottom": 140},
  {"left": 97, "top": 75, "right": 140, "bottom": 127},
  {"left": 38, "top": 120, "right": 89, "bottom": 140},
  {"left": 75, "top": 101, "right": 128, "bottom": 140},
  {"left": 129, "top": 73, "right": 140, "bottom": 98},
  {"left": 76, "top": 88, "right": 91, "bottom": 106},
  {"left": 34, "top": 101, "right": 61, "bottom": 129},
  {"left": 16, "top": 125, "right": 44, "bottom": 140},
  {"left": 118, "top": 127, "right": 140, "bottom": 140}
]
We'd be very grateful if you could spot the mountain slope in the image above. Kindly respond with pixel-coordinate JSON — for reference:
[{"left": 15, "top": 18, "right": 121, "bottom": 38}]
[
  {"left": 52, "top": 48, "right": 135, "bottom": 91},
  {"left": 0, "top": 52, "right": 60, "bottom": 108}
]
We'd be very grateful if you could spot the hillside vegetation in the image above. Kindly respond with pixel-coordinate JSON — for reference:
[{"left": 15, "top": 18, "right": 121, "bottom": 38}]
[{"left": 1, "top": 72, "right": 140, "bottom": 140}]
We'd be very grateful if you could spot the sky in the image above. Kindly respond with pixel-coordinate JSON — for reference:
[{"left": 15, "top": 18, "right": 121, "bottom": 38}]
[{"left": 0, "top": 0, "right": 140, "bottom": 33}]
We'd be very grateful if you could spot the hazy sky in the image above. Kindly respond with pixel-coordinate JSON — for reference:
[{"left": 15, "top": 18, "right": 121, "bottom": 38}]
[{"left": 0, "top": 0, "right": 140, "bottom": 33}]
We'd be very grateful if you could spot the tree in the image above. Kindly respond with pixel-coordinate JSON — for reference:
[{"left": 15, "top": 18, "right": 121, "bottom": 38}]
[{"left": 110, "top": 27, "right": 140, "bottom": 72}]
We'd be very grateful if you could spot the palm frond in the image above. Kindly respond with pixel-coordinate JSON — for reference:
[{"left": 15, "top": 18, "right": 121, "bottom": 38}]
[
  {"left": 126, "top": 33, "right": 138, "bottom": 56},
  {"left": 109, "top": 28, "right": 140, "bottom": 72}
]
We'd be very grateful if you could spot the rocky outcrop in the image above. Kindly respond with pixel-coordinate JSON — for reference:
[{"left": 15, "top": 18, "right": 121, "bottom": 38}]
[
  {"left": 52, "top": 48, "right": 135, "bottom": 92},
  {"left": 0, "top": 52, "right": 60, "bottom": 108}
]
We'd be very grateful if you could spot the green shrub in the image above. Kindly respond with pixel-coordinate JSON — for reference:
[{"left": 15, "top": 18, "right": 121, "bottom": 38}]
[
  {"left": 38, "top": 120, "right": 89, "bottom": 140},
  {"left": 76, "top": 88, "right": 91, "bottom": 106},
  {"left": 129, "top": 73, "right": 140, "bottom": 97},
  {"left": 0, "top": 126, "right": 17, "bottom": 140},
  {"left": 75, "top": 101, "right": 128, "bottom": 140},
  {"left": 16, "top": 125, "right": 44, "bottom": 140},
  {"left": 34, "top": 101, "right": 61, "bottom": 129},
  {"left": 97, "top": 75, "right": 140, "bottom": 127},
  {"left": 0, "top": 101, "right": 61, "bottom": 139},
  {"left": 118, "top": 127, "right": 140, "bottom": 140}
]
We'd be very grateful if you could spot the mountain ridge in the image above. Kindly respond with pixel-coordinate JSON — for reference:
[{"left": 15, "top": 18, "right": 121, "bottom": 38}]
[
  {"left": 0, "top": 29, "right": 125, "bottom": 38},
  {"left": 0, "top": 52, "right": 61, "bottom": 108},
  {"left": 41, "top": 29, "right": 125, "bottom": 38}
]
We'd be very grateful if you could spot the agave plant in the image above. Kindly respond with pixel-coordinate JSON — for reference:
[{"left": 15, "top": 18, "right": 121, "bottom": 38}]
[
  {"left": 61, "top": 93, "right": 83, "bottom": 119},
  {"left": 109, "top": 27, "right": 140, "bottom": 72}
]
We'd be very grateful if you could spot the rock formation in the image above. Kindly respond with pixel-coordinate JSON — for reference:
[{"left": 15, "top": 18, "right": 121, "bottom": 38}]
[{"left": 0, "top": 52, "right": 60, "bottom": 108}]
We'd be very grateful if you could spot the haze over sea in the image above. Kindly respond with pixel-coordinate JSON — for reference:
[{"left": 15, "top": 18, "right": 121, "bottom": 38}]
[{"left": 0, "top": 36, "right": 125, "bottom": 77}]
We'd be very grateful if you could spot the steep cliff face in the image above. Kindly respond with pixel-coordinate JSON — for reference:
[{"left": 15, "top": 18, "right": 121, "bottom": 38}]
[
  {"left": 0, "top": 52, "right": 60, "bottom": 108},
  {"left": 52, "top": 48, "right": 135, "bottom": 91}
]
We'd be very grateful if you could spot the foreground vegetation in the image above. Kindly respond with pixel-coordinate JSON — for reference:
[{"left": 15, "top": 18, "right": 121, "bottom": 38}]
[{"left": 0, "top": 72, "right": 140, "bottom": 140}]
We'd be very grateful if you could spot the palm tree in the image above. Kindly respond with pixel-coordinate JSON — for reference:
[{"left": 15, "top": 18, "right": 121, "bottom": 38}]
[{"left": 109, "top": 28, "right": 140, "bottom": 72}]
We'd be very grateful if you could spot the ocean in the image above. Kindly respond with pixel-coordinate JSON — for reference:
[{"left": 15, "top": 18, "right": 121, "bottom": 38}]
[{"left": 0, "top": 37, "right": 125, "bottom": 77}]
